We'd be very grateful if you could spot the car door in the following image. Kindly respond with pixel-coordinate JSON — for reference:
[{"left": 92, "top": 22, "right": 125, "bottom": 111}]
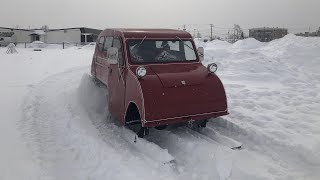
[
  {"left": 108, "top": 37, "right": 126, "bottom": 123},
  {"left": 100, "top": 36, "right": 114, "bottom": 84}
]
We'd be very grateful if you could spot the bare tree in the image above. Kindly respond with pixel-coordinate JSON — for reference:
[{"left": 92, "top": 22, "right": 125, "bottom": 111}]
[
  {"left": 228, "top": 24, "right": 245, "bottom": 43},
  {"left": 41, "top": 25, "right": 49, "bottom": 32}
]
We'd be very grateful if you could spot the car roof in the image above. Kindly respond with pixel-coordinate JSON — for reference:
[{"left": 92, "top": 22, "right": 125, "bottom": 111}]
[{"left": 101, "top": 28, "right": 193, "bottom": 39}]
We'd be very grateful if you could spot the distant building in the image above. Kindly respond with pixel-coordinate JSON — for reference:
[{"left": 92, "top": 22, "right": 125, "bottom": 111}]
[
  {"left": 0, "top": 27, "right": 102, "bottom": 46},
  {"left": 296, "top": 27, "right": 320, "bottom": 37},
  {"left": 249, "top": 27, "right": 288, "bottom": 42}
]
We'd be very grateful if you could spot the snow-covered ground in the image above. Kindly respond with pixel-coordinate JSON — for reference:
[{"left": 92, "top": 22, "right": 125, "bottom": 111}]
[{"left": 0, "top": 35, "right": 319, "bottom": 180}]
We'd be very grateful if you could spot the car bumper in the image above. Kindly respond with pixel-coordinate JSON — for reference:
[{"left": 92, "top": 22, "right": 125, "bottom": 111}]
[{"left": 143, "top": 109, "right": 228, "bottom": 127}]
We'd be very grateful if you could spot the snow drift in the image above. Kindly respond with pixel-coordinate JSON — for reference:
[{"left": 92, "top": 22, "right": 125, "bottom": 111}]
[{"left": 198, "top": 34, "right": 320, "bottom": 179}]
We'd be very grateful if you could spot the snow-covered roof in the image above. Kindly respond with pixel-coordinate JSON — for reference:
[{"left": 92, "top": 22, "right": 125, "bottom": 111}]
[
  {"left": 81, "top": 33, "right": 93, "bottom": 35},
  {"left": 0, "top": 27, "right": 102, "bottom": 35},
  {"left": 31, "top": 30, "right": 46, "bottom": 35}
]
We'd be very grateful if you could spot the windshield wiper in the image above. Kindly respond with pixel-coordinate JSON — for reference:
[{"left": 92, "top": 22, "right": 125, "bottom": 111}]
[
  {"left": 176, "top": 36, "right": 194, "bottom": 51},
  {"left": 137, "top": 36, "right": 147, "bottom": 48}
]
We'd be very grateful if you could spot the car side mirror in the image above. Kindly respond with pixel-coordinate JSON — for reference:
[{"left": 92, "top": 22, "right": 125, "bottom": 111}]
[
  {"left": 197, "top": 47, "right": 204, "bottom": 61},
  {"left": 107, "top": 47, "right": 118, "bottom": 65}
]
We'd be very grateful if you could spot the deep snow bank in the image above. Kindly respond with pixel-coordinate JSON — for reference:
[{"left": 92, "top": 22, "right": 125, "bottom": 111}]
[
  {"left": 199, "top": 34, "right": 320, "bottom": 179},
  {"left": 232, "top": 38, "right": 263, "bottom": 49},
  {"left": 195, "top": 38, "right": 231, "bottom": 49}
]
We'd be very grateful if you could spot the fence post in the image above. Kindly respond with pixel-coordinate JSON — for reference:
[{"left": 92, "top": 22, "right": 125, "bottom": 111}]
[
  {"left": 63, "top": 42, "right": 64, "bottom": 49},
  {"left": 25, "top": 42, "right": 27, "bottom": 48}
]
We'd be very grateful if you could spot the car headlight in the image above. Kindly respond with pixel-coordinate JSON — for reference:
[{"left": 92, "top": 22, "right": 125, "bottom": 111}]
[
  {"left": 207, "top": 63, "right": 218, "bottom": 73},
  {"left": 136, "top": 66, "right": 147, "bottom": 78}
]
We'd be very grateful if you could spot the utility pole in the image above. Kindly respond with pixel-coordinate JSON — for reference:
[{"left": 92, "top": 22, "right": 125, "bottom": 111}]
[
  {"left": 210, "top": 24, "right": 213, "bottom": 41},
  {"left": 227, "top": 31, "right": 230, "bottom": 43},
  {"left": 308, "top": 26, "right": 311, "bottom": 37}
]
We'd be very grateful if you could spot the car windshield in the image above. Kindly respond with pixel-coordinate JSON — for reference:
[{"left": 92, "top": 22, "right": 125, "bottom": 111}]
[{"left": 128, "top": 39, "right": 197, "bottom": 64}]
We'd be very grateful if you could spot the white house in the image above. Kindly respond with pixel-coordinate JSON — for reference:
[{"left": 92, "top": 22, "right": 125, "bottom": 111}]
[
  {"left": 0, "top": 27, "right": 31, "bottom": 46},
  {"left": 0, "top": 27, "right": 101, "bottom": 46}
]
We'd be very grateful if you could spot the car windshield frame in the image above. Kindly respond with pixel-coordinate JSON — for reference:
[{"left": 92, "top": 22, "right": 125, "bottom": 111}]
[{"left": 126, "top": 39, "right": 199, "bottom": 65}]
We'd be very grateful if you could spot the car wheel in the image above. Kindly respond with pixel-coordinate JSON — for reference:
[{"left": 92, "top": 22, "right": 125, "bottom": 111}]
[{"left": 155, "top": 125, "right": 168, "bottom": 130}]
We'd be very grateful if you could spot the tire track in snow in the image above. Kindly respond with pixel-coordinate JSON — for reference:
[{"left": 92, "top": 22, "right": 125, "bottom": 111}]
[
  {"left": 78, "top": 73, "right": 288, "bottom": 179},
  {"left": 19, "top": 67, "right": 177, "bottom": 180},
  {"left": 146, "top": 126, "right": 291, "bottom": 180},
  {"left": 208, "top": 117, "right": 320, "bottom": 179},
  {"left": 19, "top": 66, "right": 291, "bottom": 180}
]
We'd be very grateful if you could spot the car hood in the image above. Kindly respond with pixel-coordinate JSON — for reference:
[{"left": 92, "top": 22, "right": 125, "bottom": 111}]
[{"left": 149, "top": 63, "right": 207, "bottom": 88}]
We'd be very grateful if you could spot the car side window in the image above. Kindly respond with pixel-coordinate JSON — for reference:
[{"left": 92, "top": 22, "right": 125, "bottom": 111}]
[
  {"left": 98, "top": 36, "right": 105, "bottom": 51},
  {"left": 112, "top": 37, "right": 124, "bottom": 66},
  {"left": 103, "top": 36, "right": 113, "bottom": 51}
]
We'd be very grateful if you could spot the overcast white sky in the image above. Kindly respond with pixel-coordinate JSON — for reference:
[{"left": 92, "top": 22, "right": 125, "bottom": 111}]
[{"left": 1, "top": 0, "right": 319, "bottom": 36}]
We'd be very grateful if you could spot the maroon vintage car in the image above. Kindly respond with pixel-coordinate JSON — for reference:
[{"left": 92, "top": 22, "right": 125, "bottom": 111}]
[{"left": 91, "top": 29, "right": 228, "bottom": 137}]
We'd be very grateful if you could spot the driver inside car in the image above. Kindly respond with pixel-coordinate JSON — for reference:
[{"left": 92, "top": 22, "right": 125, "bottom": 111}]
[{"left": 155, "top": 41, "right": 177, "bottom": 61}]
